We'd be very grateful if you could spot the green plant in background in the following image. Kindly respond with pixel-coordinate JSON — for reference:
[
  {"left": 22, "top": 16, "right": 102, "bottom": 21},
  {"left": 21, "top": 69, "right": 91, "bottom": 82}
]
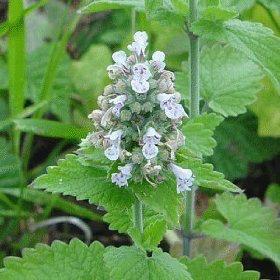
[{"left": 0, "top": 0, "right": 279, "bottom": 279}]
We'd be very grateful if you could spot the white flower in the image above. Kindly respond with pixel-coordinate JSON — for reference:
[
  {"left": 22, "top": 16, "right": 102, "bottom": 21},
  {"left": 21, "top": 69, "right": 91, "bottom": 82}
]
[
  {"left": 132, "top": 63, "right": 151, "bottom": 81},
  {"left": 152, "top": 51, "right": 165, "bottom": 62},
  {"left": 131, "top": 79, "right": 149, "bottom": 93},
  {"left": 134, "top": 31, "right": 148, "bottom": 44},
  {"left": 104, "top": 130, "right": 123, "bottom": 160},
  {"left": 128, "top": 31, "right": 148, "bottom": 56},
  {"left": 111, "top": 164, "right": 133, "bottom": 187},
  {"left": 151, "top": 51, "right": 166, "bottom": 72},
  {"left": 143, "top": 127, "right": 161, "bottom": 145},
  {"left": 112, "top": 51, "right": 127, "bottom": 66},
  {"left": 157, "top": 93, "right": 187, "bottom": 119},
  {"left": 170, "top": 163, "right": 194, "bottom": 193},
  {"left": 142, "top": 143, "right": 159, "bottom": 160},
  {"left": 142, "top": 127, "right": 161, "bottom": 160},
  {"left": 110, "top": 95, "right": 127, "bottom": 117}
]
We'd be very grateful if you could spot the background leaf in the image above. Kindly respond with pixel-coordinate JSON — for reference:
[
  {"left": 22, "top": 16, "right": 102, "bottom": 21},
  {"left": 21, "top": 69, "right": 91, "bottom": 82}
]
[
  {"left": 210, "top": 113, "right": 280, "bottom": 180},
  {"left": 192, "top": 20, "right": 280, "bottom": 89},
  {"left": 14, "top": 119, "right": 89, "bottom": 140},
  {"left": 0, "top": 138, "right": 21, "bottom": 188},
  {"left": 0, "top": 240, "right": 108, "bottom": 280},
  {"left": 181, "top": 256, "right": 260, "bottom": 280},
  {"left": 199, "top": 193, "right": 280, "bottom": 265}
]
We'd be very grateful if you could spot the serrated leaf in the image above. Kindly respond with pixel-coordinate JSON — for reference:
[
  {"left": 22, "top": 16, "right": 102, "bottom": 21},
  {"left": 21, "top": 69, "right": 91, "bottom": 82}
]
[
  {"left": 104, "top": 246, "right": 192, "bottom": 280},
  {"left": 200, "top": 193, "right": 280, "bottom": 265},
  {"left": 210, "top": 113, "right": 280, "bottom": 180},
  {"left": 14, "top": 119, "right": 89, "bottom": 140},
  {"left": 104, "top": 207, "right": 167, "bottom": 250},
  {"left": 0, "top": 239, "right": 108, "bottom": 279},
  {"left": 200, "top": 45, "right": 263, "bottom": 116},
  {"left": 178, "top": 153, "right": 241, "bottom": 193},
  {"left": 33, "top": 154, "right": 135, "bottom": 209},
  {"left": 0, "top": 138, "right": 21, "bottom": 188},
  {"left": 132, "top": 178, "right": 183, "bottom": 225},
  {"left": 182, "top": 113, "right": 224, "bottom": 157},
  {"left": 192, "top": 19, "right": 280, "bottom": 88},
  {"left": 181, "top": 256, "right": 260, "bottom": 280},
  {"left": 79, "top": 0, "right": 145, "bottom": 14}
]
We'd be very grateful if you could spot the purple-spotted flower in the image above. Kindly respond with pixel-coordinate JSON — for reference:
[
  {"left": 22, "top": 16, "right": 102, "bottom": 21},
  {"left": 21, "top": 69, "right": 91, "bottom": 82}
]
[
  {"left": 111, "top": 164, "right": 133, "bottom": 187},
  {"left": 127, "top": 31, "right": 148, "bottom": 56},
  {"left": 131, "top": 79, "right": 150, "bottom": 94},
  {"left": 151, "top": 51, "right": 166, "bottom": 72},
  {"left": 170, "top": 163, "right": 195, "bottom": 193},
  {"left": 110, "top": 95, "right": 127, "bottom": 117},
  {"left": 132, "top": 63, "right": 151, "bottom": 80},
  {"left": 104, "top": 130, "right": 123, "bottom": 160},
  {"left": 112, "top": 51, "right": 127, "bottom": 66},
  {"left": 157, "top": 93, "right": 187, "bottom": 119},
  {"left": 142, "top": 127, "right": 161, "bottom": 160}
]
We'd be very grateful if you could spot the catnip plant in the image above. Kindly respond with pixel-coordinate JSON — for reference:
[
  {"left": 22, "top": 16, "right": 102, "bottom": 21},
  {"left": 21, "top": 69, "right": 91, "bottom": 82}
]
[{"left": 0, "top": 0, "right": 280, "bottom": 279}]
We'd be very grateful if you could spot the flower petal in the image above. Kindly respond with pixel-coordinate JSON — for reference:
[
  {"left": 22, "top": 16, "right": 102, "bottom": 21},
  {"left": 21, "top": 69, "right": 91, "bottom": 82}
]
[
  {"left": 142, "top": 143, "right": 159, "bottom": 160},
  {"left": 131, "top": 79, "right": 150, "bottom": 93}
]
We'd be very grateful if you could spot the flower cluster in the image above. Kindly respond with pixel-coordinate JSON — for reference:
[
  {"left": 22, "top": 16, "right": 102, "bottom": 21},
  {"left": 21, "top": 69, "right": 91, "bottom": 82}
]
[{"left": 84, "top": 31, "right": 194, "bottom": 193}]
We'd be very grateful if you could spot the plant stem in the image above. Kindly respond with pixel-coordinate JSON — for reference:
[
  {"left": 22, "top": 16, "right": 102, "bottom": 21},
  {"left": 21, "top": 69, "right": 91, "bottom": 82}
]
[
  {"left": 8, "top": 0, "right": 26, "bottom": 155},
  {"left": 133, "top": 198, "right": 143, "bottom": 233},
  {"left": 131, "top": 8, "right": 136, "bottom": 36},
  {"left": 183, "top": 0, "right": 200, "bottom": 257}
]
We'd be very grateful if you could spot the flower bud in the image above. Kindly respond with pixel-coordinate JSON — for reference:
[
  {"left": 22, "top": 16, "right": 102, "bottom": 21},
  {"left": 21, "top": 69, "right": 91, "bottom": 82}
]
[
  {"left": 103, "top": 85, "right": 114, "bottom": 96},
  {"left": 142, "top": 102, "right": 154, "bottom": 113},
  {"left": 131, "top": 102, "right": 142, "bottom": 114},
  {"left": 120, "top": 110, "right": 132, "bottom": 122}
]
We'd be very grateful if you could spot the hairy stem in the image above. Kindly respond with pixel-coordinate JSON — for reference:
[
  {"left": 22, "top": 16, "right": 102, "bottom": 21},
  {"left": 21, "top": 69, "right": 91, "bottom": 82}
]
[
  {"left": 133, "top": 199, "right": 144, "bottom": 233},
  {"left": 183, "top": 0, "right": 200, "bottom": 257}
]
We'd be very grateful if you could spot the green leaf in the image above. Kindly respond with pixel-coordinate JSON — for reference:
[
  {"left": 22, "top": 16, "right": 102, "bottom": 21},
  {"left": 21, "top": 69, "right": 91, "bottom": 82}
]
[
  {"left": 201, "top": 6, "right": 238, "bottom": 22},
  {"left": 210, "top": 113, "right": 280, "bottom": 180},
  {"left": 0, "top": 239, "right": 108, "bottom": 280},
  {"left": 104, "top": 207, "right": 167, "bottom": 250},
  {"left": 14, "top": 119, "right": 89, "bottom": 140},
  {"left": 200, "top": 45, "right": 263, "bottom": 116},
  {"left": 27, "top": 44, "right": 72, "bottom": 122},
  {"left": 0, "top": 58, "right": 8, "bottom": 90},
  {"left": 178, "top": 154, "right": 241, "bottom": 193},
  {"left": 104, "top": 246, "right": 192, "bottom": 280},
  {"left": 145, "top": 0, "right": 186, "bottom": 25},
  {"left": 182, "top": 113, "right": 224, "bottom": 157},
  {"left": 220, "top": 0, "right": 256, "bottom": 12},
  {"left": 181, "top": 256, "right": 260, "bottom": 280},
  {"left": 265, "top": 184, "right": 280, "bottom": 205},
  {"left": 0, "top": 188, "right": 102, "bottom": 221},
  {"left": 32, "top": 154, "right": 135, "bottom": 209},
  {"left": 200, "top": 193, "right": 280, "bottom": 265},
  {"left": 79, "top": 0, "right": 145, "bottom": 14},
  {"left": 0, "top": 138, "right": 21, "bottom": 188},
  {"left": 192, "top": 20, "right": 280, "bottom": 89},
  {"left": 251, "top": 79, "right": 280, "bottom": 137},
  {"left": 132, "top": 178, "right": 183, "bottom": 225},
  {"left": 70, "top": 44, "right": 111, "bottom": 109},
  {"left": 258, "top": 0, "right": 280, "bottom": 12}
]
